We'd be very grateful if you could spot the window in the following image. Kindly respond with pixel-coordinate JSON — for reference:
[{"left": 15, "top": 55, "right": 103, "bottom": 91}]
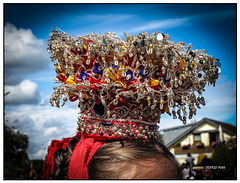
[
  {"left": 194, "top": 134, "right": 201, "bottom": 142},
  {"left": 210, "top": 132, "right": 219, "bottom": 143}
]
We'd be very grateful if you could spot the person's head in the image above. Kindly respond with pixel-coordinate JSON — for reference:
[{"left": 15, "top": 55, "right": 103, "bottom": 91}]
[
  {"left": 202, "top": 168, "right": 212, "bottom": 179},
  {"left": 53, "top": 137, "right": 182, "bottom": 179},
  {"left": 187, "top": 153, "right": 191, "bottom": 157},
  {"left": 88, "top": 140, "right": 181, "bottom": 179},
  {"left": 201, "top": 158, "right": 214, "bottom": 179}
]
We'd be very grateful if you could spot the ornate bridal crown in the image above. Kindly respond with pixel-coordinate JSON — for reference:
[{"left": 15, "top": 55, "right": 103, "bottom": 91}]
[{"left": 48, "top": 28, "right": 220, "bottom": 140}]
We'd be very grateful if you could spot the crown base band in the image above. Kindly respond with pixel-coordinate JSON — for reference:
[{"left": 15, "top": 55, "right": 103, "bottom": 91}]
[{"left": 77, "top": 115, "right": 159, "bottom": 140}]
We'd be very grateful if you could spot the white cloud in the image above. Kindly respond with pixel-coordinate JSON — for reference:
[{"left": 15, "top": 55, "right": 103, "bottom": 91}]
[
  {"left": 126, "top": 18, "right": 189, "bottom": 34},
  {"left": 125, "top": 9, "right": 235, "bottom": 34},
  {"left": 29, "top": 149, "right": 47, "bottom": 160},
  {"left": 4, "top": 23, "right": 49, "bottom": 84},
  {"left": 43, "top": 118, "right": 61, "bottom": 128},
  {"left": 5, "top": 79, "right": 40, "bottom": 104},
  {"left": 77, "top": 14, "right": 133, "bottom": 23},
  {"left": 44, "top": 126, "right": 60, "bottom": 137},
  {"left": 5, "top": 103, "right": 79, "bottom": 160}
]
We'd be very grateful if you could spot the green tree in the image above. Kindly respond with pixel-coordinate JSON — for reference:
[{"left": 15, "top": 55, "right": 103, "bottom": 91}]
[
  {"left": 4, "top": 123, "right": 30, "bottom": 179},
  {"left": 31, "top": 159, "right": 44, "bottom": 177},
  {"left": 211, "top": 144, "right": 237, "bottom": 179}
]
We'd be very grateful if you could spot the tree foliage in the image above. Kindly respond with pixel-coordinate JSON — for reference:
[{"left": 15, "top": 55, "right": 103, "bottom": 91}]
[
  {"left": 211, "top": 143, "right": 237, "bottom": 179},
  {"left": 4, "top": 123, "right": 30, "bottom": 179},
  {"left": 31, "top": 159, "right": 44, "bottom": 175}
]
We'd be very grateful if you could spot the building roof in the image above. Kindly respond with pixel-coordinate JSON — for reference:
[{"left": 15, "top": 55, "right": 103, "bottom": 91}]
[{"left": 160, "top": 118, "right": 236, "bottom": 148}]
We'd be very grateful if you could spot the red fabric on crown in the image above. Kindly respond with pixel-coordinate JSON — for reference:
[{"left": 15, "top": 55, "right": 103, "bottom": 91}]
[
  {"left": 42, "top": 134, "right": 77, "bottom": 179},
  {"left": 66, "top": 133, "right": 124, "bottom": 179},
  {"left": 43, "top": 132, "right": 122, "bottom": 179},
  {"left": 66, "top": 133, "right": 105, "bottom": 179}
]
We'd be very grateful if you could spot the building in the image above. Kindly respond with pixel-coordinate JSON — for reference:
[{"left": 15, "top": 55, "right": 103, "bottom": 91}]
[{"left": 160, "top": 118, "right": 236, "bottom": 164}]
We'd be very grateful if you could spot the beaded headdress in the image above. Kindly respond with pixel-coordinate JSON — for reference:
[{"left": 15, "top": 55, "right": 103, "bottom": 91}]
[{"left": 48, "top": 28, "right": 220, "bottom": 141}]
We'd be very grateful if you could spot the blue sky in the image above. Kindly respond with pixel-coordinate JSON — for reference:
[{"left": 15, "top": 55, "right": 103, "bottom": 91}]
[{"left": 4, "top": 3, "right": 236, "bottom": 159}]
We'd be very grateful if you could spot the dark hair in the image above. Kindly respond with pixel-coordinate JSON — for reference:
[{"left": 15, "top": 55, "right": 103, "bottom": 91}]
[
  {"left": 53, "top": 137, "right": 182, "bottom": 179},
  {"left": 53, "top": 136, "right": 80, "bottom": 179},
  {"left": 201, "top": 158, "right": 215, "bottom": 167}
]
